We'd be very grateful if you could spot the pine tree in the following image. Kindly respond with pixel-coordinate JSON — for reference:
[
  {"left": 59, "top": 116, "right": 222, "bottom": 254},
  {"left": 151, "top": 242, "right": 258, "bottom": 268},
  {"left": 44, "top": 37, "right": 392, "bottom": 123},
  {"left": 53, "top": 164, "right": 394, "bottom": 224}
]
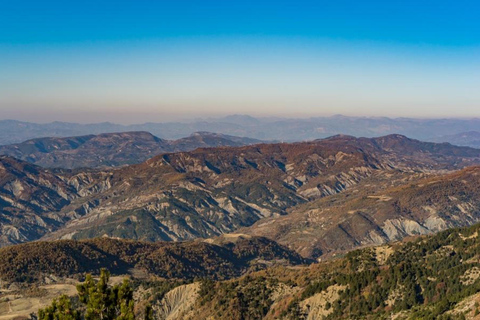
[
  {"left": 38, "top": 269, "right": 137, "bottom": 320},
  {"left": 37, "top": 295, "right": 81, "bottom": 320}
]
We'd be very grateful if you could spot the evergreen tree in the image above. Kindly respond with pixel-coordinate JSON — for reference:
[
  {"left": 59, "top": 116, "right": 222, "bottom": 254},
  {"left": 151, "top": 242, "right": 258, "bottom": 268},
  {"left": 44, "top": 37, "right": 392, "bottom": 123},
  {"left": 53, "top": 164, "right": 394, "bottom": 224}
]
[
  {"left": 37, "top": 295, "right": 81, "bottom": 320},
  {"left": 38, "top": 269, "right": 136, "bottom": 320}
]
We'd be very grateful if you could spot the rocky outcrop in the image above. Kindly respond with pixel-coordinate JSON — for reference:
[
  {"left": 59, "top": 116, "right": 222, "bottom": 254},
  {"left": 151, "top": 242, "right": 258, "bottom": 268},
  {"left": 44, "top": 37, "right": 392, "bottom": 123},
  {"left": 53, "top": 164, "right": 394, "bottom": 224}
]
[
  {"left": 300, "top": 284, "right": 347, "bottom": 319},
  {"left": 154, "top": 283, "right": 200, "bottom": 320}
]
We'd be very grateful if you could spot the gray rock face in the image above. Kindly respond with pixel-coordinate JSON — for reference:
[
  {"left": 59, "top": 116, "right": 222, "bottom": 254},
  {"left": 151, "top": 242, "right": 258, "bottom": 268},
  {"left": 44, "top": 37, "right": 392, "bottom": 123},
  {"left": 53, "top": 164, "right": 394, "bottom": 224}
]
[{"left": 154, "top": 283, "right": 200, "bottom": 320}]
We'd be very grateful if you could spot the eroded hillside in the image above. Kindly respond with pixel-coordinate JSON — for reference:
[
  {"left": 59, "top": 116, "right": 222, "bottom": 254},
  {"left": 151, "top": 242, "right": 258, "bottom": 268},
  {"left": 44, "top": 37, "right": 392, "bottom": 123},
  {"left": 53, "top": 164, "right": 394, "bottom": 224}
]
[
  {"left": 2, "top": 134, "right": 480, "bottom": 254},
  {"left": 244, "top": 166, "right": 480, "bottom": 258}
]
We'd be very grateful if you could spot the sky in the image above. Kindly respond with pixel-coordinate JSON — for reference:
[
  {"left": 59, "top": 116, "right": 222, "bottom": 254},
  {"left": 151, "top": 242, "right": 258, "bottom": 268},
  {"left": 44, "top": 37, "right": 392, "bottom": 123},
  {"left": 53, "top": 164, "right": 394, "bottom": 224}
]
[{"left": 1, "top": 1, "right": 480, "bottom": 123}]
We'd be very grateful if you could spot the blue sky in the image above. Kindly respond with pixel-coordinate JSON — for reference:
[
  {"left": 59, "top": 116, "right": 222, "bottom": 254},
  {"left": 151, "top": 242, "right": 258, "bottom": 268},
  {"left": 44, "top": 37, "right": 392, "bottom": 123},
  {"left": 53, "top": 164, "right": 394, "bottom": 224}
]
[{"left": 1, "top": 1, "right": 479, "bottom": 123}]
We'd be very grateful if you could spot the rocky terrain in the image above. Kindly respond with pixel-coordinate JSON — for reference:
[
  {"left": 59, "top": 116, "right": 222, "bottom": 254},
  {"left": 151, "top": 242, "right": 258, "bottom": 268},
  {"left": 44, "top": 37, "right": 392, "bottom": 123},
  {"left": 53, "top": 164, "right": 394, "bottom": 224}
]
[
  {"left": 0, "top": 156, "right": 81, "bottom": 246},
  {"left": 3, "top": 134, "right": 480, "bottom": 319},
  {"left": 2, "top": 134, "right": 480, "bottom": 252},
  {"left": 160, "top": 222, "right": 480, "bottom": 319},
  {"left": 243, "top": 166, "right": 480, "bottom": 258},
  {"left": 0, "top": 131, "right": 263, "bottom": 169}
]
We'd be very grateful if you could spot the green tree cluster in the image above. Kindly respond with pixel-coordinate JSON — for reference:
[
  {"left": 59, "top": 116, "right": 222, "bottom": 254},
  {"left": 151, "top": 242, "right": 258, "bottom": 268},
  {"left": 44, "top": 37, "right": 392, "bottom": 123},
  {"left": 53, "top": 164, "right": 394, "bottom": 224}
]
[{"left": 37, "top": 269, "right": 150, "bottom": 320}]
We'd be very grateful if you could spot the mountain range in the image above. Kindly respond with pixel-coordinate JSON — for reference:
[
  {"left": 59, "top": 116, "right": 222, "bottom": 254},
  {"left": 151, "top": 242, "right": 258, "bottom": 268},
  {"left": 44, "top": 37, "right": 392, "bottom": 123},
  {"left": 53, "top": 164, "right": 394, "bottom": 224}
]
[
  {"left": 0, "top": 131, "right": 262, "bottom": 169},
  {"left": 1, "top": 115, "right": 480, "bottom": 146},
  {"left": 2, "top": 134, "right": 480, "bottom": 258},
  {"left": 3, "top": 132, "right": 480, "bottom": 319},
  {"left": 432, "top": 131, "right": 480, "bottom": 148}
]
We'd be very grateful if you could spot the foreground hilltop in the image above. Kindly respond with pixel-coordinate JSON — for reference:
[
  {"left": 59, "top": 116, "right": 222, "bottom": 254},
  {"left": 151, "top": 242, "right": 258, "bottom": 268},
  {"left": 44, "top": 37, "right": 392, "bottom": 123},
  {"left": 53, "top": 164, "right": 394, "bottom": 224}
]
[
  {"left": 4, "top": 221, "right": 480, "bottom": 319},
  {"left": 0, "top": 131, "right": 263, "bottom": 169},
  {"left": 1, "top": 134, "right": 480, "bottom": 256},
  {"left": 0, "top": 235, "right": 308, "bottom": 283},
  {"left": 179, "top": 222, "right": 480, "bottom": 319}
]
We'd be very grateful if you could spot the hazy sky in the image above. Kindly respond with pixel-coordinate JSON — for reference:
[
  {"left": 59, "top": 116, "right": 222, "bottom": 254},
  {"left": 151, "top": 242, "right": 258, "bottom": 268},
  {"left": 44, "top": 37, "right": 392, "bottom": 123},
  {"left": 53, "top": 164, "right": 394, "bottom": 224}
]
[{"left": 1, "top": 1, "right": 480, "bottom": 123}]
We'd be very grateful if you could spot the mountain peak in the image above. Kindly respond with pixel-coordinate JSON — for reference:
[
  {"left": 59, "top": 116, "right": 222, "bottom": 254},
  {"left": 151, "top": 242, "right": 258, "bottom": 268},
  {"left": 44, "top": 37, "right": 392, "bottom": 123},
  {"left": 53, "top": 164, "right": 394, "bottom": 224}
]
[
  {"left": 190, "top": 131, "right": 218, "bottom": 137},
  {"left": 220, "top": 114, "right": 260, "bottom": 125}
]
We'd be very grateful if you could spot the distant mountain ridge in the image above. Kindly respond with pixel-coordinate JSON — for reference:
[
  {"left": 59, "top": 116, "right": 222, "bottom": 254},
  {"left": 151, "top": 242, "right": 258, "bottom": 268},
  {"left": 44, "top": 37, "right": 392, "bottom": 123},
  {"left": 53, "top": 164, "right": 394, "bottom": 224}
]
[
  {"left": 432, "top": 131, "right": 480, "bottom": 148},
  {"left": 0, "top": 131, "right": 263, "bottom": 169},
  {"left": 1, "top": 115, "right": 480, "bottom": 145}
]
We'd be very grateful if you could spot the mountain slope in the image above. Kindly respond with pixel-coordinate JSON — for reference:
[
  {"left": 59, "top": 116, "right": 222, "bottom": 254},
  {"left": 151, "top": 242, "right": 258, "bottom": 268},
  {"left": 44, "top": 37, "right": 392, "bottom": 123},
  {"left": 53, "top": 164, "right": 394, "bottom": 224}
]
[
  {"left": 39, "top": 135, "right": 480, "bottom": 245},
  {"left": 0, "top": 131, "right": 263, "bottom": 169},
  {"left": 39, "top": 139, "right": 391, "bottom": 243},
  {"left": 0, "top": 131, "right": 169, "bottom": 169},
  {"left": 243, "top": 166, "right": 480, "bottom": 258},
  {"left": 0, "top": 156, "right": 81, "bottom": 246},
  {"left": 2, "top": 135, "right": 480, "bottom": 252},
  {"left": 174, "top": 222, "right": 480, "bottom": 319},
  {"left": 170, "top": 131, "right": 263, "bottom": 150},
  {"left": 10, "top": 222, "right": 480, "bottom": 319},
  {"left": 0, "top": 235, "right": 308, "bottom": 283},
  {"left": 325, "top": 134, "right": 480, "bottom": 169}
]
